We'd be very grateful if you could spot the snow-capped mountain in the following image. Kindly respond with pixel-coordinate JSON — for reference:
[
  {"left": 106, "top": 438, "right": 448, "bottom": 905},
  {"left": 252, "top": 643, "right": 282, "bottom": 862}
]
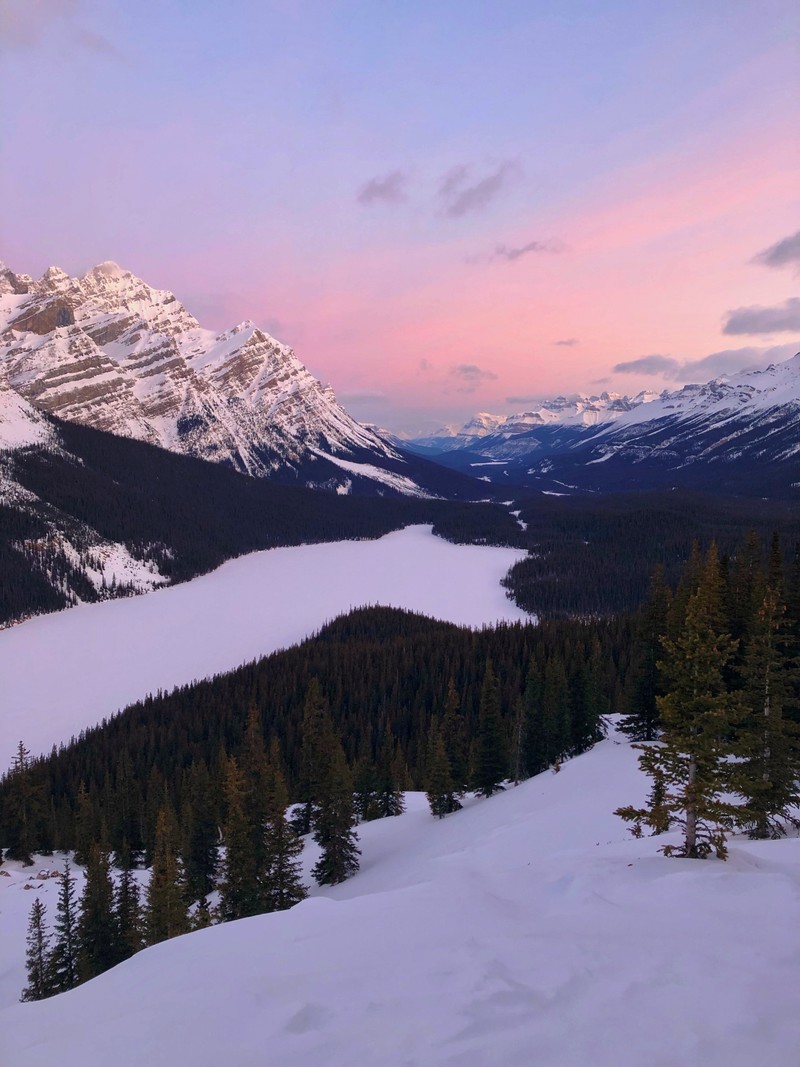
[
  {"left": 410, "top": 392, "right": 659, "bottom": 454},
  {"left": 0, "top": 261, "right": 475, "bottom": 498},
  {"left": 409, "top": 358, "right": 800, "bottom": 496}
]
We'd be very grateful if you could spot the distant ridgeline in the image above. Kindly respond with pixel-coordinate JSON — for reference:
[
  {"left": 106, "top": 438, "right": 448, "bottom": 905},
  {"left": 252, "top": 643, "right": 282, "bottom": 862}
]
[
  {"left": 5, "top": 412, "right": 800, "bottom": 629},
  {"left": 5, "top": 527, "right": 800, "bottom": 998},
  {"left": 0, "top": 416, "right": 523, "bottom": 627}
]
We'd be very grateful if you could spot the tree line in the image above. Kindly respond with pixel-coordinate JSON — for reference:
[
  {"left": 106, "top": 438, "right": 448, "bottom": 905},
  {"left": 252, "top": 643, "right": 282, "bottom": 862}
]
[{"left": 617, "top": 531, "right": 800, "bottom": 856}]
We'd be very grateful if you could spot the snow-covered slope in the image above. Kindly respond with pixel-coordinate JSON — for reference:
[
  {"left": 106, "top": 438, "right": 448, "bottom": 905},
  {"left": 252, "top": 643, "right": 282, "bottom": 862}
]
[
  {"left": 411, "top": 393, "right": 659, "bottom": 453},
  {"left": 411, "top": 355, "right": 800, "bottom": 495},
  {"left": 3, "top": 726, "right": 799, "bottom": 1067},
  {"left": 0, "top": 526, "right": 528, "bottom": 766},
  {"left": 0, "top": 261, "right": 454, "bottom": 496}
]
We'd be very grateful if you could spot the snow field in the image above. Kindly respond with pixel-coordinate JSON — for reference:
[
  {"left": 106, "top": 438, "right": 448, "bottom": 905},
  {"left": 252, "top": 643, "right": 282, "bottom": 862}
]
[
  {"left": 3, "top": 727, "right": 800, "bottom": 1067},
  {"left": 0, "top": 526, "right": 529, "bottom": 766}
]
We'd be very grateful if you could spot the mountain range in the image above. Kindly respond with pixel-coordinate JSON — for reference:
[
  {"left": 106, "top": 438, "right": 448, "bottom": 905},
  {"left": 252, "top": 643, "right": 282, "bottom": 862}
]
[
  {"left": 0, "top": 261, "right": 476, "bottom": 500},
  {"left": 407, "top": 357, "right": 800, "bottom": 496}
]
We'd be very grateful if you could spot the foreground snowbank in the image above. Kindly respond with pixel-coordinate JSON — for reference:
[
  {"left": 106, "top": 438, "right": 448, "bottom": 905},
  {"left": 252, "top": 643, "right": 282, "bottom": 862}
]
[
  {"left": 0, "top": 526, "right": 528, "bottom": 765},
  {"left": 3, "top": 729, "right": 799, "bottom": 1067}
]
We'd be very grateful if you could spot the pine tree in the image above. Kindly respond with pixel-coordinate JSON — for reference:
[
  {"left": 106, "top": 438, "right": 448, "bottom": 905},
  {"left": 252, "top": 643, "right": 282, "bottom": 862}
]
[
  {"left": 353, "top": 757, "right": 380, "bottom": 823},
  {"left": 311, "top": 743, "right": 360, "bottom": 886},
  {"left": 73, "top": 781, "right": 95, "bottom": 866},
  {"left": 21, "top": 898, "right": 53, "bottom": 1002},
  {"left": 293, "top": 679, "right": 333, "bottom": 835},
  {"left": 374, "top": 732, "right": 405, "bottom": 818},
  {"left": 145, "top": 803, "right": 189, "bottom": 945},
  {"left": 262, "top": 760, "right": 307, "bottom": 911},
  {"left": 219, "top": 756, "right": 261, "bottom": 921},
  {"left": 49, "top": 860, "right": 80, "bottom": 992},
  {"left": 620, "top": 566, "right": 672, "bottom": 740},
  {"left": 473, "top": 661, "right": 508, "bottom": 797},
  {"left": 441, "top": 678, "right": 469, "bottom": 793},
  {"left": 4, "top": 742, "right": 45, "bottom": 865},
  {"left": 425, "top": 721, "right": 461, "bottom": 818},
  {"left": 181, "top": 760, "right": 218, "bottom": 901},
  {"left": 737, "top": 585, "right": 800, "bottom": 837},
  {"left": 78, "top": 844, "right": 119, "bottom": 980},
  {"left": 240, "top": 706, "right": 271, "bottom": 881},
  {"left": 114, "top": 846, "right": 144, "bottom": 960},
  {"left": 616, "top": 546, "right": 745, "bottom": 859}
]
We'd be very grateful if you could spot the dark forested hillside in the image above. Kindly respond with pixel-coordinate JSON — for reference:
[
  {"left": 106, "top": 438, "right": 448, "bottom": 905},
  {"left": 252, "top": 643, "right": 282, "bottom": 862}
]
[
  {"left": 504, "top": 490, "right": 800, "bottom": 617},
  {"left": 1, "top": 417, "right": 522, "bottom": 625},
  {"left": 0, "top": 606, "right": 629, "bottom": 860}
]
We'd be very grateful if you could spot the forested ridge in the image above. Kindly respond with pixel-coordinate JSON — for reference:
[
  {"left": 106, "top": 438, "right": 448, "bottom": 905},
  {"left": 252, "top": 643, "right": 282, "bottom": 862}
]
[
  {"left": 6, "top": 528, "right": 800, "bottom": 1001},
  {"left": 0, "top": 417, "right": 522, "bottom": 625}
]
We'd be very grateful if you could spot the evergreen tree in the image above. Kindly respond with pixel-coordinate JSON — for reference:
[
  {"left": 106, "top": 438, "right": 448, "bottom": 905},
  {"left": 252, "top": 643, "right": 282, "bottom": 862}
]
[
  {"left": 145, "top": 803, "right": 189, "bottom": 945},
  {"left": 737, "top": 586, "right": 800, "bottom": 837},
  {"left": 620, "top": 566, "right": 672, "bottom": 740},
  {"left": 541, "top": 657, "right": 570, "bottom": 767},
  {"left": 240, "top": 706, "right": 271, "bottom": 881},
  {"left": 352, "top": 757, "right": 380, "bottom": 823},
  {"left": 425, "top": 721, "right": 461, "bottom": 818},
  {"left": 20, "top": 897, "right": 53, "bottom": 1002},
  {"left": 262, "top": 760, "right": 307, "bottom": 911},
  {"left": 78, "top": 844, "right": 119, "bottom": 980},
  {"left": 114, "top": 845, "right": 144, "bottom": 960},
  {"left": 4, "top": 742, "right": 45, "bottom": 865},
  {"left": 73, "top": 781, "right": 95, "bottom": 867},
  {"left": 374, "top": 732, "right": 405, "bottom": 818},
  {"left": 311, "top": 743, "right": 360, "bottom": 886},
  {"left": 292, "top": 679, "right": 332, "bottom": 835},
  {"left": 441, "top": 678, "right": 469, "bottom": 793},
  {"left": 473, "top": 661, "right": 508, "bottom": 797},
  {"left": 181, "top": 760, "right": 218, "bottom": 901},
  {"left": 49, "top": 860, "right": 80, "bottom": 992},
  {"left": 616, "top": 546, "right": 745, "bottom": 858},
  {"left": 191, "top": 897, "right": 216, "bottom": 930},
  {"left": 219, "top": 756, "right": 261, "bottom": 921}
]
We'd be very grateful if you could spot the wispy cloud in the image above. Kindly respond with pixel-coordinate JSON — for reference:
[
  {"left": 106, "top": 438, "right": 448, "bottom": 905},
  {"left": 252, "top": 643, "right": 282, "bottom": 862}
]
[
  {"left": 438, "top": 161, "right": 521, "bottom": 219},
  {"left": 450, "top": 363, "right": 498, "bottom": 393},
  {"left": 613, "top": 354, "right": 678, "bottom": 375},
  {"left": 356, "top": 170, "right": 408, "bottom": 206},
  {"left": 753, "top": 230, "right": 800, "bottom": 272},
  {"left": 554, "top": 338, "right": 578, "bottom": 347},
  {"left": 723, "top": 297, "right": 800, "bottom": 335},
  {"left": 506, "top": 394, "right": 544, "bottom": 406},
  {"left": 613, "top": 344, "right": 800, "bottom": 382},
  {"left": 493, "top": 239, "right": 560, "bottom": 262}
]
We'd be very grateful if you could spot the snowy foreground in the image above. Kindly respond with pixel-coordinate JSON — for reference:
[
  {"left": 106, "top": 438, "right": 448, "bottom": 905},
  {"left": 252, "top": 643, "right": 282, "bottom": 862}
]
[
  {"left": 0, "top": 526, "right": 528, "bottom": 766},
  {"left": 3, "top": 727, "right": 800, "bottom": 1067}
]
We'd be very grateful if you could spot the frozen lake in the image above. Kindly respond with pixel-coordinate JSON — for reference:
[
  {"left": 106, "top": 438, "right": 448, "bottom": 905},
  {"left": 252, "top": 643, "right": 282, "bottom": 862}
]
[{"left": 0, "top": 526, "right": 529, "bottom": 765}]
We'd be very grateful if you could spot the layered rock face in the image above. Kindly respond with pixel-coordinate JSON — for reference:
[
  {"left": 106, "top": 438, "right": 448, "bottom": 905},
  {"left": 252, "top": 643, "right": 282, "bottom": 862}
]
[{"left": 0, "top": 261, "right": 397, "bottom": 478}]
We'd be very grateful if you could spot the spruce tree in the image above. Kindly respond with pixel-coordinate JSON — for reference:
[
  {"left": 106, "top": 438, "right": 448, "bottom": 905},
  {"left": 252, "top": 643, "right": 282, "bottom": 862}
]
[
  {"left": 262, "top": 760, "right": 307, "bottom": 911},
  {"left": 425, "top": 721, "right": 461, "bottom": 818},
  {"left": 374, "top": 732, "right": 405, "bottom": 818},
  {"left": 219, "top": 756, "right": 261, "bottom": 921},
  {"left": 78, "top": 844, "right": 119, "bottom": 980},
  {"left": 49, "top": 860, "right": 80, "bottom": 992},
  {"left": 620, "top": 566, "right": 671, "bottom": 741},
  {"left": 737, "top": 586, "right": 800, "bottom": 837},
  {"left": 616, "top": 546, "right": 745, "bottom": 858},
  {"left": 473, "top": 660, "right": 508, "bottom": 797},
  {"left": 441, "top": 679, "right": 469, "bottom": 794},
  {"left": 311, "top": 743, "right": 360, "bottom": 886},
  {"left": 145, "top": 803, "right": 189, "bottom": 945},
  {"left": 4, "top": 742, "right": 45, "bottom": 865},
  {"left": 21, "top": 898, "right": 53, "bottom": 1002},
  {"left": 181, "top": 760, "right": 219, "bottom": 901},
  {"left": 293, "top": 679, "right": 332, "bottom": 835},
  {"left": 114, "top": 845, "right": 144, "bottom": 960}
]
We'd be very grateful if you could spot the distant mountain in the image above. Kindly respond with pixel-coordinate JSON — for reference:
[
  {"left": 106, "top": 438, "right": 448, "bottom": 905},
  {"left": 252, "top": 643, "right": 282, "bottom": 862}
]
[
  {"left": 0, "top": 392, "right": 520, "bottom": 626},
  {"left": 0, "top": 261, "right": 480, "bottom": 499},
  {"left": 410, "top": 393, "right": 660, "bottom": 454},
  {"left": 407, "top": 360, "right": 800, "bottom": 496}
]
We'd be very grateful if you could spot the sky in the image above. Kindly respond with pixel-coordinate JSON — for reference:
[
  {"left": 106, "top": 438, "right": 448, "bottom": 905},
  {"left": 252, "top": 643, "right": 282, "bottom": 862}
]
[{"left": 0, "top": 1, "right": 798, "bottom": 433}]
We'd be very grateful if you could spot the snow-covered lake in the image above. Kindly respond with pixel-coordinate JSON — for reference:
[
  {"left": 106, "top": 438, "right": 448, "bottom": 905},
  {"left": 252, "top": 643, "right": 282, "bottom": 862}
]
[{"left": 0, "top": 526, "right": 529, "bottom": 766}]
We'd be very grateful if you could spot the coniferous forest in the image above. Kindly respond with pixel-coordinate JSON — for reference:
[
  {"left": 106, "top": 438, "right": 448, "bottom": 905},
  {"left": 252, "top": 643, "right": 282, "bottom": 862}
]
[{"left": 5, "top": 525, "right": 800, "bottom": 1000}]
